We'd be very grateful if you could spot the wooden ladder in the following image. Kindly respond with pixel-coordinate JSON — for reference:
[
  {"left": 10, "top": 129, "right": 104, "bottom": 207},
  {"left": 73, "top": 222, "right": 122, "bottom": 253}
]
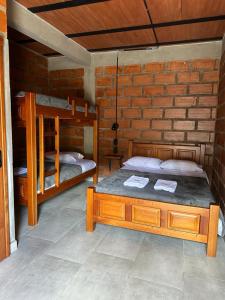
[{"left": 39, "top": 115, "right": 60, "bottom": 194}]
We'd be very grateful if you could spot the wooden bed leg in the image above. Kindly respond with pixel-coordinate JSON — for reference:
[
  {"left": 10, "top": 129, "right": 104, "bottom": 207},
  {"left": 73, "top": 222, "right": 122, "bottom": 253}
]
[
  {"left": 207, "top": 204, "right": 220, "bottom": 257},
  {"left": 86, "top": 187, "right": 96, "bottom": 232}
]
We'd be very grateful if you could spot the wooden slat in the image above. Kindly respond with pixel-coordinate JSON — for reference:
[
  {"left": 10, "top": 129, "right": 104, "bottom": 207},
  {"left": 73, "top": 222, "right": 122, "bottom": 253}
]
[
  {"left": 45, "top": 168, "right": 57, "bottom": 178},
  {"left": 25, "top": 92, "right": 37, "bottom": 225},
  {"left": 39, "top": 115, "right": 45, "bottom": 194},
  {"left": 207, "top": 204, "right": 220, "bottom": 256},
  {"left": 54, "top": 116, "right": 60, "bottom": 187},
  {"left": 45, "top": 131, "right": 56, "bottom": 137}
]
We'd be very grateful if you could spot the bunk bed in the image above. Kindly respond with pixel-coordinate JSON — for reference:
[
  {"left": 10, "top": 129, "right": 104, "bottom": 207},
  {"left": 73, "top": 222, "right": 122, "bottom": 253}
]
[
  {"left": 13, "top": 92, "right": 98, "bottom": 226},
  {"left": 86, "top": 141, "right": 219, "bottom": 256}
]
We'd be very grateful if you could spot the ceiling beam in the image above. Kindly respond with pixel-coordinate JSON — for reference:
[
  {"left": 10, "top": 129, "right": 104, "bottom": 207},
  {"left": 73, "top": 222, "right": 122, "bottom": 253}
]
[
  {"left": 29, "top": 0, "right": 110, "bottom": 13},
  {"left": 88, "top": 37, "right": 222, "bottom": 52},
  {"left": 7, "top": 0, "right": 91, "bottom": 66},
  {"left": 67, "top": 14, "right": 225, "bottom": 38}
]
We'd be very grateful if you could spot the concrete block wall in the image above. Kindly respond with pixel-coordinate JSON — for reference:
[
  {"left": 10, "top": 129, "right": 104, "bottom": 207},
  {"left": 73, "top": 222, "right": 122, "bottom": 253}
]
[{"left": 96, "top": 59, "right": 219, "bottom": 176}]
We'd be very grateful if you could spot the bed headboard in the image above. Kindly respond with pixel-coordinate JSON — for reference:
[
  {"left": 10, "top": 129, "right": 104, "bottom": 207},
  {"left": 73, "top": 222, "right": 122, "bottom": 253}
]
[{"left": 128, "top": 141, "right": 206, "bottom": 165}]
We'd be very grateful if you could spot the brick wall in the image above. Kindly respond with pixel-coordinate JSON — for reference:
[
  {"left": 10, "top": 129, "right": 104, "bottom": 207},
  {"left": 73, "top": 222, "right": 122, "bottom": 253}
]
[
  {"left": 96, "top": 59, "right": 219, "bottom": 175},
  {"left": 9, "top": 43, "right": 48, "bottom": 95},
  {"left": 49, "top": 68, "right": 85, "bottom": 153},
  {"left": 212, "top": 49, "right": 225, "bottom": 215}
]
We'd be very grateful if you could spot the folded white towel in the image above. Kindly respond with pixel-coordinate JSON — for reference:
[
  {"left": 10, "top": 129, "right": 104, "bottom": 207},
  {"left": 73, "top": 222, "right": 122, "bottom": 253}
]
[
  {"left": 124, "top": 175, "right": 149, "bottom": 188},
  {"left": 154, "top": 179, "right": 177, "bottom": 193},
  {"left": 14, "top": 167, "right": 27, "bottom": 175}
]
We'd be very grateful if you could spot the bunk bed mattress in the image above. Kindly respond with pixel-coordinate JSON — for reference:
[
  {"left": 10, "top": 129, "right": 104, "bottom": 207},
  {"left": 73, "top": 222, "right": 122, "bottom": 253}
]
[
  {"left": 95, "top": 169, "right": 215, "bottom": 208},
  {"left": 16, "top": 92, "right": 96, "bottom": 112}
]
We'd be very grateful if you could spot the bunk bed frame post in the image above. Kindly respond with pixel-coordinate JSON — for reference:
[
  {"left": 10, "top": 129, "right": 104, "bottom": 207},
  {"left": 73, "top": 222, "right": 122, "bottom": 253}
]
[
  {"left": 86, "top": 186, "right": 96, "bottom": 231},
  {"left": 93, "top": 117, "right": 98, "bottom": 184},
  {"left": 55, "top": 116, "right": 60, "bottom": 187},
  {"left": 207, "top": 204, "right": 220, "bottom": 256},
  {"left": 25, "top": 93, "right": 38, "bottom": 225},
  {"left": 39, "top": 115, "right": 45, "bottom": 194}
]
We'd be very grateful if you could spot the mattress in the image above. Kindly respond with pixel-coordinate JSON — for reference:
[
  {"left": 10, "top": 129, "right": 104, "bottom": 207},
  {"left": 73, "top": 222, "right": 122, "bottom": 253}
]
[
  {"left": 15, "top": 159, "right": 96, "bottom": 191},
  {"left": 16, "top": 92, "right": 96, "bottom": 112},
  {"left": 95, "top": 168, "right": 215, "bottom": 208}
]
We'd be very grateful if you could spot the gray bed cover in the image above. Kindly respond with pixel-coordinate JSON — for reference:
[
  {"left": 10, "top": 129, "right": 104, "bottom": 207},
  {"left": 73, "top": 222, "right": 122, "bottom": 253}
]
[{"left": 95, "top": 169, "right": 215, "bottom": 208}]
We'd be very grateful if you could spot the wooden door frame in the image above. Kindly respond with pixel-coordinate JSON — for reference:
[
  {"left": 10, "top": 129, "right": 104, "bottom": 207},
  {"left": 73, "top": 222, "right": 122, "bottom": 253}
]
[{"left": 0, "top": 36, "right": 10, "bottom": 260}]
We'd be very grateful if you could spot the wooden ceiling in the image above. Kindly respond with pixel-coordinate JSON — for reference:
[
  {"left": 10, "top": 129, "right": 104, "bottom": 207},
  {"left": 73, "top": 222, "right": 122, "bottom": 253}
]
[{"left": 14, "top": 0, "right": 225, "bottom": 52}]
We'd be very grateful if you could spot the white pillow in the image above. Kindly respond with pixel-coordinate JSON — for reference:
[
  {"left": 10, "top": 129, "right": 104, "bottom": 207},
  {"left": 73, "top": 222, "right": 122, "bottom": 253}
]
[
  {"left": 123, "top": 156, "right": 162, "bottom": 169},
  {"left": 45, "top": 152, "right": 84, "bottom": 164},
  {"left": 160, "top": 159, "right": 203, "bottom": 172}
]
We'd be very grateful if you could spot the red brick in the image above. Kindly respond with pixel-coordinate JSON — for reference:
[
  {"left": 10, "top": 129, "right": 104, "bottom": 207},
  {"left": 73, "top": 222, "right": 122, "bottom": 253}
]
[
  {"left": 117, "top": 97, "right": 131, "bottom": 107},
  {"left": 96, "top": 77, "right": 112, "bottom": 86},
  {"left": 120, "top": 129, "right": 141, "bottom": 139},
  {"left": 198, "top": 121, "right": 215, "bottom": 131},
  {"left": 164, "top": 132, "right": 185, "bottom": 141},
  {"left": 178, "top": 72, "right": 199, "bottom": 83},
  {"left": 134, "top": 74, "right": 153, "bottom": 85},
  {"left": 123, "top": 64, "right": 141, "bottom": 73},
  {"left": 174, "top": 121, "right": 195, "bottom": 130},
  {"left": 152, "top": 120, "right": 172, "bottom": 130},
  {"left": 166, "top": 61, "right": 188, "bottom": 71},
  {"left": 95, "top": 67, "right": 104, "bottom": 75},
  {"left": 155, "top": 73, "right": 176, "bottom": 84},
  {"left": 167, "top": 85, "right": 187, "bottom": 95},
  {"left": 124, "top": 86, "right": 142, "bottom": 96},
  {"left": 132, "top": 97, "right": 150, "bottom": 107},
  {"left": 175, "top": 96, "right": 197, "bottom": 107},
  {"left": 105, "top": 65, "right": 122, "bottom": 75},
  {"left": 188, "top": 108, "right": 211, "bottom": 119},
  {"left": 105, "top": 87, "right": 123, "bottom": 96},
  {"left": 213, "top": 83, "right": 218, "bottom": 94},
  {"left": 100, "top": 120, "right": 114, "bottom": 128},
  {"left": 118, "top": 119, "right": 131, "bottom": 128},
  {"left": 132, "top": 120, "right": 150, "bottom": 129},
  {"left": 97, "top": 98, "right": 112, "bottom": 107},
  {"left": 143, "top": 109, "right": 163, "bottom": 119},
  {"left": 144, "top": 62, "right": 164, "bottom": 73},
  {"left": 187, "top": 132, "right": 210, "bottom": 142},
  {"left": 189, "top": 84, "right": 213, "bottom": 95},
  {"left": 142, "top": 130, "right": 162, "bottom": 140},
  {"left": 144, "top": 85, "right": 164, "bottom": 96},
  {"left": 202, "top": 71, "right": 219, "bottom": 82},
  {"left": 165, "top": 108, "right": 186, "bottom": 119},
  {"left": 152, "top": 97, "right": 173, "bottom": 107},
  {"left": 211, "top": 108, "right": 217, "bottom": 119},
  {"left": 123, "top": 108, "right": 141, "bottom": 118},
  {"left": 104, "top": 108, "right": 116, "bottom": 119},
  {"left": 198, "top": 96, "right": 218, "bottom": 107},
  {"left": 95, "top": 88, "right": 104, "bottom": 97},
  {"left": 118, "top": 76, "right": 132, "bottom": 86},
  {"left": 191, "top": 59, "right": 215, "bottom": 70}
]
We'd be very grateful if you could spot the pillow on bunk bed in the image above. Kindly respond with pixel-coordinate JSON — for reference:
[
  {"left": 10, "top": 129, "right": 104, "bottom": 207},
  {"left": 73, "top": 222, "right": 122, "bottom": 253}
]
[
  {"left": 45, "top": 152, "right": 84, "bottom": 164},
  {"left": 123, "top": 156, "right": 162, "bottom": 169},
  {"left": 160, "top": 159, "right": 203, "bottom": 172}
]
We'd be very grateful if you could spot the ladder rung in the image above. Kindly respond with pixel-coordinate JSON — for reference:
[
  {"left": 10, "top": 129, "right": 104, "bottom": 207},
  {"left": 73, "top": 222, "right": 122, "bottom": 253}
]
[
  {"left": 45, "top": 150, "right": 57, "bottom": 156},
  {"left": 45, "top": 131, "right": 56, "bottom": 137},
  {"left": 45, "top": 168, "right": 57, "bottom": 178}
]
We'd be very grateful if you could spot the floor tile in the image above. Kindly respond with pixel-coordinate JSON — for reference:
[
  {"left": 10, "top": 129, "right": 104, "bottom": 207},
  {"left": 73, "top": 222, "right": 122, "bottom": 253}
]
[
  {"left": 96, "top": 226, "right": 145, "bottom": 261},
  {"left": 46, "top": 222, "right": 110, "bottom": 264},
  {"left": 27, "top": 208, "right": 84, "bottom": 242},
  {"left": 183, "top": 274, "right": 225, "bottom": 300},
  {"left": 130, "top": 235, "right": 184, "bottom": 290},
  {"left": 0, "top": 255, "right": 80, "bottom": 300}
]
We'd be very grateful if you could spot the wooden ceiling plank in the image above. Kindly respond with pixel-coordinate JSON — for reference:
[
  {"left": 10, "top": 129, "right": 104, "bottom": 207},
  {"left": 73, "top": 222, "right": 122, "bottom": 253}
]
[
  {"left": 73, "top": 29, "right": 156, "bottom": 50},
  {"left": 36, "top": 0, "right": 150, "bottom": 35}
]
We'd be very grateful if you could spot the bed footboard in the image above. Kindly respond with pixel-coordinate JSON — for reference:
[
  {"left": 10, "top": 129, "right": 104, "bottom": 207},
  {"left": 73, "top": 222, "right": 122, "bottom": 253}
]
[{"left": 86, "top": 187, "right": 220, "bottom": 256}]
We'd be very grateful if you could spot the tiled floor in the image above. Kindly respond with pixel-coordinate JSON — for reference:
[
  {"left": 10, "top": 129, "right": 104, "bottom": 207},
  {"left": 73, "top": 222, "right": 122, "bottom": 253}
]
[{"left": 1, "top": 181, "right": 225, "bottom": 300}]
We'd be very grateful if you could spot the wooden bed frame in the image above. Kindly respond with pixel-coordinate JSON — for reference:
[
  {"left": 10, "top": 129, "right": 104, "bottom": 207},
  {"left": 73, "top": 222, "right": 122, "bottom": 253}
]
[
  {"left": 13, "top": 92, "right": 99, "bottom": 226},
  {"left": 86, "top": 141, "right": 220, "bottom": 257}
]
